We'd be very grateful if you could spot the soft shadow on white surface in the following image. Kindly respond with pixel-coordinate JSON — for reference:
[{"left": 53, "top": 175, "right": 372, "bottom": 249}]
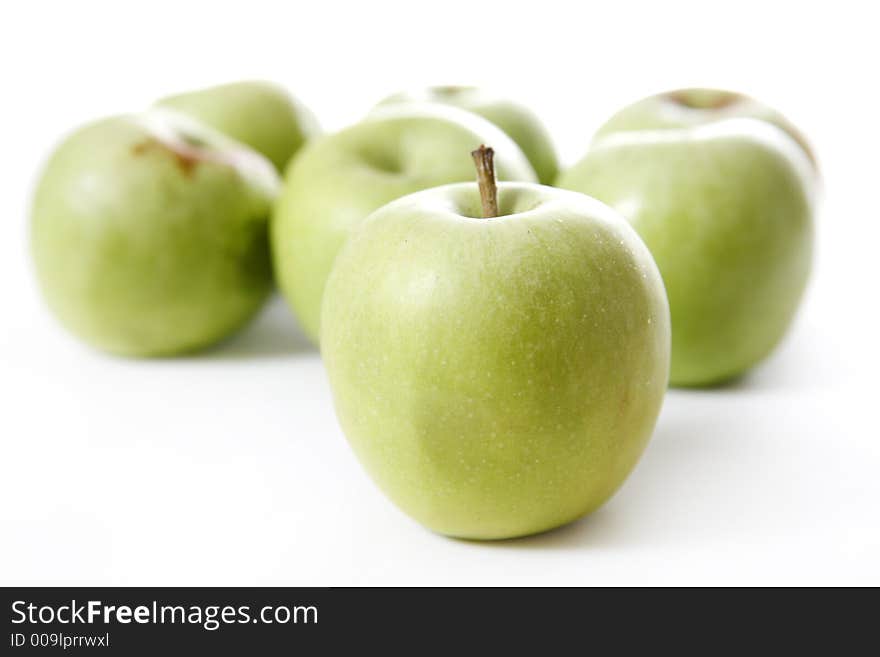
[
  {"left": 709, "top": 323, "right": 829, "bottom": 393},
  {"left": 481, "top": 399, "right": 725, "bottom": 551},
  {"left": 203, "top": 295, "right": 316, "bottom": 359},
  {"left": 477, "top": 339, "right": 832, "bottom": 552}
]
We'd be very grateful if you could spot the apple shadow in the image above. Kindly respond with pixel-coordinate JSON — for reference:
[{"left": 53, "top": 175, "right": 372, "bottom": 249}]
[
  {"left": 687, "top": 319, "right": 823, "bottom": 394},
  {"left": 719, "top": 346, "right": 818, "bottom": 392},
  {"left": 466, "top": 334, "right": 824, "bottom": 551},
  {"left": 469, "top": 395, "right": 730, "bottom": 551},
  {"left": 205, "top": 295, "right": 317, "bottom": 360}
]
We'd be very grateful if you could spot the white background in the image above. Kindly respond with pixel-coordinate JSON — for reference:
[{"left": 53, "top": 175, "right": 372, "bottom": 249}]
[{"left": 1, "top": 1, "right": 878, "bottom": 585}]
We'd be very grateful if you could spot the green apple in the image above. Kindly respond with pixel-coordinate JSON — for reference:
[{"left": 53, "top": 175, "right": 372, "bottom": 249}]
[
  {"left": 157, "top": 80, "right": 320, "bottom": 172},
  {"left": 558, "top": 118, "right": 814, "bottom": 386},
  {"left": 321, "top": 147, "right": 670, "bottom": 540},
  {"left": 31, "top": 109, "right": 279, "bottom": 357},
  {"left": 375, "top": 86, "right": 559, "bottom": 184},
  {"left": 592, "top": 87, "right": 817, "bottom": 169},
  {"left": 271, "top": 104, "right": 536, "bottom": 343}
]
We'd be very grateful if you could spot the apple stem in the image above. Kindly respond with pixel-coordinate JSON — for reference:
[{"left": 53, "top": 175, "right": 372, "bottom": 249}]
[{"left": 471, "top": 145, "right": 499, "bottom": 218}]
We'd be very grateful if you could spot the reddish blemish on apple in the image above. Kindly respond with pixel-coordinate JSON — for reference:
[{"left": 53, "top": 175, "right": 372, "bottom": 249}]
[
  {"left": 132, "top": 130, "right": 252, "bottom": 178},
  {"left": 434, "top": 85, "right": 474, "bottom": 98},
  {"left": 131, "top": 138, "right": 203, "bottom": 177}
]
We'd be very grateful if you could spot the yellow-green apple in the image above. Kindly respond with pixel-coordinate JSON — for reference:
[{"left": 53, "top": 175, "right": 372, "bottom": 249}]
[
  {"left": 31, "top": 109, "right": 279, "bottom": 356},
  {"left": 157, "top": 80, "right": 320, "bottom": 172},
  {"left": 592, "top": 87, "right": 817, "bottom": 170},
  {"left": 375, "top": 86, "right": 559, "bottom": 183},
  {"left": 558, "top": 118, "right": 814, "bottom": 386},
  {"left": 320, "top": 147, "right": 670, "bottom": 540},
  {"left": 271, "top": 104, "right": 536, "bottom": 342}
]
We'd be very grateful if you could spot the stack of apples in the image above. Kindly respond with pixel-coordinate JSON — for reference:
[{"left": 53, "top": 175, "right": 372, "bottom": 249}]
[{"left": 30, "top": 81, "right": 816, "bottom": 539}]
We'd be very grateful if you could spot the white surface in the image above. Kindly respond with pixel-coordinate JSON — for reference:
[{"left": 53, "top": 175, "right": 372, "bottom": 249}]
[{"left": 1, "top": 0, "right": 878, "bottom": 586}]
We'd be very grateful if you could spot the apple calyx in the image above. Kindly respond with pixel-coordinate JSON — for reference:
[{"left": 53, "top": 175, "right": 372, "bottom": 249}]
[
  {"left": 131, "top": 138, "right": 204, "bottom": 177},
  {"left": 132, "top": 110, "right": 280, "bottom": 195},
  {"left": 434, "top": 85, "right": 475, "bottom": 98},
  {"left": 666, "top": 88, "right": 742, "bottom": 111},
  {"left": 471, "top": 144, "right": 498, "bottom": 218}
]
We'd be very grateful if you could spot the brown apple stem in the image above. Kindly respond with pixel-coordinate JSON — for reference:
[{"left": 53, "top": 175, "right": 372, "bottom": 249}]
[{"left": 471, "top": 145, "right": 499, "bottom": 218}]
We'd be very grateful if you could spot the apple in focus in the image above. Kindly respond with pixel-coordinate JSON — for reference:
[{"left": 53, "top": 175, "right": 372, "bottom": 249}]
[{"left": 321, "top": 148, "right": 670, "bottom": 539}]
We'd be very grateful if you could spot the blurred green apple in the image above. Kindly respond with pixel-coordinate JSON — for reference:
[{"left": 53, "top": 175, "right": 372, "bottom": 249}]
[
  {"left": 271, "top": 104, "right": 536, "bottom": 342},
  {"left": 375, "top": 86, "right": 559, "bottom": 184},
  {"left": 593, "top": 87, "right": 817, "bottom": 169},
  {"left": 558, "top": 118, "right": 814, "bottom": 386},
  {"left": 321, "top": 149, "right": 670, "bottom": 540},
  {"left": 157, "top": 80, "right": 320, "bottom": 172},
  {"left": 31, "top": 109, "right": 279, "bottom": 356}
]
